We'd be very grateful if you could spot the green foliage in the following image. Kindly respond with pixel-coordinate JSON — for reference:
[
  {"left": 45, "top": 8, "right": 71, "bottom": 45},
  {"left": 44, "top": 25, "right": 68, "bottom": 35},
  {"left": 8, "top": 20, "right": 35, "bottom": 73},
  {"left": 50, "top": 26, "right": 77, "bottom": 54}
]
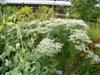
[
  {"left": 0, "top": 18, "right": 99, "bottom": 75},
  {"left": 0, "top": 20, "right": 59, "bottom": 75},
  {"left": 0, "top": 5, "right": 16, "bottom": 33},
  {"left": 0, "top": 6, "right": 2, "bottom": 24},
  {"left": 0, "top": 4, "right": 100, "bottom": 75},
  {"left": 0, "top": 5, "right": 3, "bottom": 32},
  {"left": 0, "top": 5, "right": 56, "bottom": 33},
  {"left": 88, "top": 28, "right": 100, "bottom": 39},
  {"left": 9, "top": 6, "right": 33, "bottom": 23},
  {"left": 9, "top": 6, "right": 57, "bottom": 23},
  {"left": 69, "top": 0, "right": 100, "bottom": 23},
  {"left": 33, "top": 6, "right": 57, "bottom": 21}
]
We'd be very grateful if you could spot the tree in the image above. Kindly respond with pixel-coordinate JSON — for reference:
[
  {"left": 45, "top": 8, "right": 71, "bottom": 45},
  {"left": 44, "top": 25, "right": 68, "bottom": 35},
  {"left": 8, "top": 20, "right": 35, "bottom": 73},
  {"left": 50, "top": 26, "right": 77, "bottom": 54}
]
[{"left": 72, "top": 0, "right": 99, "bottom": 22}]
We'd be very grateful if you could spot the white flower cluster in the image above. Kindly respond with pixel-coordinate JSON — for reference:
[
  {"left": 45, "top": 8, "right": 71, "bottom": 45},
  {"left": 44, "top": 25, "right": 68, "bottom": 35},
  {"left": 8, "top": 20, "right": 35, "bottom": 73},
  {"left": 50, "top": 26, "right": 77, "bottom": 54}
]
[
  {"left": 25, "top": 18, "right": 100, "bottom": 64},
  {"left": 34, "top": 18, "right": 88, "bottom": 34},
  {"left": 50, "top": 18, "right": 88, "bottom": 30},
  {"left": 68, "top": 28, "right": 100, "bottom": 64},
  {"left": 36, "top": 38, "right": 63, "bottom": 57},
  {"left": 86, "top": 50, "right": 100, "bottom": 64},
  {"left": 69, "top": 29, "right": 92, "bottom": 44}
]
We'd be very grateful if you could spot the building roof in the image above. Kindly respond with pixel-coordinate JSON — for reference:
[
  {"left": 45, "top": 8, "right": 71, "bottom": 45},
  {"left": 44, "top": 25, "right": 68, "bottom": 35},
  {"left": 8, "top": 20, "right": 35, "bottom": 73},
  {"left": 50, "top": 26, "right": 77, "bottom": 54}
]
[{"left": 1, "top": 0, "right": 71, "bottom": 6}]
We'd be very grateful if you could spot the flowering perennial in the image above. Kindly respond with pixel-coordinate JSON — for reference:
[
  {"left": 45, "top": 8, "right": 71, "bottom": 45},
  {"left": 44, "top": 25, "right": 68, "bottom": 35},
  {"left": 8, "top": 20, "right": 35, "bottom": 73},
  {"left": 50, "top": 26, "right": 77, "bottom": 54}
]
[
  {"left": 36, "top": 38, "right": 63, "bottom": 57},
  {"left": 2, "top": 18, "right": 100, "bottom": 75},
  {"left": 30, "top": 19, "right": 100, "bottom": 64}
]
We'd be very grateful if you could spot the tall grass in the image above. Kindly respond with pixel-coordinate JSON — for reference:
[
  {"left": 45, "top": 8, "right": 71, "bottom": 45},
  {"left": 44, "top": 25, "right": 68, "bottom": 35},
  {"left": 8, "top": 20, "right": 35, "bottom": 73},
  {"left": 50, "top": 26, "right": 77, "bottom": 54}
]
[{"left": 88, "top": 28, "right": 100, "bottom": 39}]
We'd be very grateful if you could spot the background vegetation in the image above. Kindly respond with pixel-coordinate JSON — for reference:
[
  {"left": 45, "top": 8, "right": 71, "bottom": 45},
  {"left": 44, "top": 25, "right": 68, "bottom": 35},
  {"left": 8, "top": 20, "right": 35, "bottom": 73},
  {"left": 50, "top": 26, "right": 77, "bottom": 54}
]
[{"left": 0, "top": 0, "right": 100, "bottom": 75}]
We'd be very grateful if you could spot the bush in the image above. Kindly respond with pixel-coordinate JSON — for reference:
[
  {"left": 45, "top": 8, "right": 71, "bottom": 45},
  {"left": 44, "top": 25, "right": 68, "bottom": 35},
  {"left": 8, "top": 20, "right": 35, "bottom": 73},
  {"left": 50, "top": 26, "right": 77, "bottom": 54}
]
[
  {"left": 68, "top": 0, "right": 100, "bottom": 23},
  {"left": 9, "top": 6, "right": 57, "bottom": 23},
  {"left": 9, "top": 6, "right": 33, "bottom": 23},
  {"left": 33, "top": 6, "right": 57, "bottom": 21},
  {"left": 0, "top": 18, "right": 100, "bottom": 75}
]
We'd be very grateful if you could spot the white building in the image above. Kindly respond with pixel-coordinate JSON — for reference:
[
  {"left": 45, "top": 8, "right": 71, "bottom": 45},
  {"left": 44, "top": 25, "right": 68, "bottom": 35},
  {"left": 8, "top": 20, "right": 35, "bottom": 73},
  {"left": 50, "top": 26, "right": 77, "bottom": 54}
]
[{"left": 0, "top": 0, "right": 72, "bottom": 6}]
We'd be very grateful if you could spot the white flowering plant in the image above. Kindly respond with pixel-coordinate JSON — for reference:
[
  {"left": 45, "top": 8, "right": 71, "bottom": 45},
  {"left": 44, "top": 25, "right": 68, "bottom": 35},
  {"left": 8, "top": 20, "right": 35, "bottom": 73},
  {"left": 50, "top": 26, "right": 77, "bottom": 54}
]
[
  {"left": 36, "top": 38, "right": 63, "bottom": 57},
  {"left": 0, "top": 18, "right": 100, "bottom": 75}
]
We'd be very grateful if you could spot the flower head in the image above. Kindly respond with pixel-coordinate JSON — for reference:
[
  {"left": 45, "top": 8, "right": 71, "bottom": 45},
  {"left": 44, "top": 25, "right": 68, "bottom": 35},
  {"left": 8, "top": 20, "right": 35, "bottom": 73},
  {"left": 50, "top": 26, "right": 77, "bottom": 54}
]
[{"left": 36, "top": 38, "right": 63, "bottom": 57}]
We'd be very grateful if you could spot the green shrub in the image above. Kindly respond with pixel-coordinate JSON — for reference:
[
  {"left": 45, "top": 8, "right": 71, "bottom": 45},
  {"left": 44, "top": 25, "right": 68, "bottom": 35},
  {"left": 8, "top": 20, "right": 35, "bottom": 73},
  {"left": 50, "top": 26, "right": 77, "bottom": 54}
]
[
  {"left": 9, "top": 6, "right": 33, "bottom": 23},
  {"left": 9, "top": 6, "right": 57, "bottom": 23},
  {"left": 0, "top": 19, "right": 100, "bottom": 75},
  {"left": 33, "top": 6, "right": 57, "bottom": 21},
  {"left": 0, "top": 6, "right": 2, "bottom": 24},
  {"left": 0, "top": 5, "right": 17, "bottom": 33},
  {"left": 68, "top": 0, "right": 100, "bottom": 23}
]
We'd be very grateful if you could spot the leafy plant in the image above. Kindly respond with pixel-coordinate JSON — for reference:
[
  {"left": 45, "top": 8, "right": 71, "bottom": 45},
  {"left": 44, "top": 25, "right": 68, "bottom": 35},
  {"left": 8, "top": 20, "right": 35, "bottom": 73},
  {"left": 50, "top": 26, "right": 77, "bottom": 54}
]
[
  {"left": 9, "top": 6, "right": 57, "bottom": 23},
  {"left": 0, "top": 18, "right": 99, "bottom": 75},
  {"left": 9, "top": 6, "right": 33, "bottom": 23},
  {"left": 31, "top": 6, "right": 57, "bottom": 21},
  {"left": 68, "top": 0, "right": 100, "bottom": 23}
]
